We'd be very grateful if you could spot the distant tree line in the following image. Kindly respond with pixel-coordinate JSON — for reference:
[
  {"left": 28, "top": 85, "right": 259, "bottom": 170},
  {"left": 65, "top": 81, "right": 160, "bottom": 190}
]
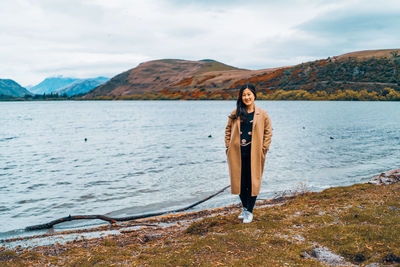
[
  {"left": 257, "top": 87, "right": 400, "bottom": 101},
  {"left": 2, "top": 87, "right": 400, "bottom": 101},
  {"left": 0, "top": 92, "right": 86, "bottom": 101},
  {"left": 88, "top": 87, "right": 400, "bottom": 101}
]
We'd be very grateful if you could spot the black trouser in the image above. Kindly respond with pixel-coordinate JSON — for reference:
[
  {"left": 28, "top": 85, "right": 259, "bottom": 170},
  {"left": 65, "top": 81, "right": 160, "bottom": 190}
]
[{"left": 239, "top": 152, "right": 257, "bottom": 213}]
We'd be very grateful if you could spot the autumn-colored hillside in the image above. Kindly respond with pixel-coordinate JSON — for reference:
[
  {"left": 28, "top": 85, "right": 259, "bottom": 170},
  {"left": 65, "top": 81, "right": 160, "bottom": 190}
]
[
  {"left": 83, "top": 59, "right": 243, "bottom": 98},
  {"left": 241, "top": 49, "right": 400, "bottom": 94},
  {"left": 83, "top": 49, "right": 400, "bottom": 100}
]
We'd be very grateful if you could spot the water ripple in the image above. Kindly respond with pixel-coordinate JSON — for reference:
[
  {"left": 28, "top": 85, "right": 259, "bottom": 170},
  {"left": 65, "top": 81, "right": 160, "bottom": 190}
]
[
  {"left": 1, "top": 101, "right": 399, "bottom": 238},
  {"left": 16, "top": 198, "right": 46, "bottom": 204},
  {"left": 85, "top": 180, "right": 111, "bottom": 186},
  {"left": 0, "top": 136, "right": 17, "bottom": 142},
  {"left": 27, "top": 183, "right": 47, "bottom": 190}
]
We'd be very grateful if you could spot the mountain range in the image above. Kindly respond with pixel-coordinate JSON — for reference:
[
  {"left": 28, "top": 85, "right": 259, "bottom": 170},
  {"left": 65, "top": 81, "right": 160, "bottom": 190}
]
[
  {"left": 28, "top": 76, "right": 110, "bottom": 96},
  {"left": 29, "top": 77, "right": 81, "bottom": 94},
  {"left": 83, "top": 49, "right": 400, "bottom": 100},
  {"left": 1, "top": 76, "right": 109, "bottom": 98},
  {"left": 2, "top": 48, "right": 399, "bottom": 99},
  {"left": 54, "top": 77, "right": 109, "bottom": 96}
]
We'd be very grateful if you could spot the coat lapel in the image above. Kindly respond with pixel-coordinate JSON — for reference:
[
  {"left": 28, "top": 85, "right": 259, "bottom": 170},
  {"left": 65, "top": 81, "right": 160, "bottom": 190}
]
[{"left": 253, "top": 106, "right": 261, "bottom": 128}]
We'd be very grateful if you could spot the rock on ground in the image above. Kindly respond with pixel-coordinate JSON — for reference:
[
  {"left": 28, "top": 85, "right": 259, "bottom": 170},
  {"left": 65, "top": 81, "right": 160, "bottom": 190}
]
[
  {"left": 304, "top": 246, "right": 355, "bottom": 266},
  {"left": 367, "top": 169, "right": 400, "bottom": 185}
]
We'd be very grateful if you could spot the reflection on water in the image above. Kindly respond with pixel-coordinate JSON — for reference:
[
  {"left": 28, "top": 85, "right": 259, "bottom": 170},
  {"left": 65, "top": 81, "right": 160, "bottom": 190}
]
[{"left": 0, "top": 100, "right": 399, "bottom": 239}]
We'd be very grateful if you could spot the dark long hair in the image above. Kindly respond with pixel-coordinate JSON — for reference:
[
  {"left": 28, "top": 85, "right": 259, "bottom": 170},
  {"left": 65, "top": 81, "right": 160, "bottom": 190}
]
[{"left": 230, "top": 83, "right": 257, "bottom": 122}]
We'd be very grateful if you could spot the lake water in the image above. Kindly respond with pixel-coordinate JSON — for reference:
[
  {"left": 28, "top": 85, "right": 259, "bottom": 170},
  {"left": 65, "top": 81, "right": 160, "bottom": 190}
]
[{"left": 1, "top": 100, "right": 399, "bottom": 240}]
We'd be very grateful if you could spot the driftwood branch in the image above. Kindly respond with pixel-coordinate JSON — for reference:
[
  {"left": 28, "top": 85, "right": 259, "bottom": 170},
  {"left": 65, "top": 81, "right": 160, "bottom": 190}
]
[
  {"left": 25, "top": 215, "right": 117, "bottom": 231},
  {"left": 25, "top": 185, "right": 230, "bottom": 231}
]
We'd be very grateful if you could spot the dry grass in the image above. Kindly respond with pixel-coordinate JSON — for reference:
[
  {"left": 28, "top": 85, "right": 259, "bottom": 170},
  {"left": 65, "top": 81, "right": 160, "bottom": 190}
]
[
  {"left": 1, "top": 182, "right": 399, "bottom": 266},
  {"left": 336, "top": 48, "right": 400, "bottom": 60}
]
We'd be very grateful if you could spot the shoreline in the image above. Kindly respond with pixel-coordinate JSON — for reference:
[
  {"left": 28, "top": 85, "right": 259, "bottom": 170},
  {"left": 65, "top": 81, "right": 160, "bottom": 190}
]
[
  {"left": 1, "top": 169, "right": 399, "bottom": 265},
  {"left": 0, "top": 170, "right": 392, "bottom": 247},
  {"left": 0, "top": 195, "right": 293, "bottom": 249}
]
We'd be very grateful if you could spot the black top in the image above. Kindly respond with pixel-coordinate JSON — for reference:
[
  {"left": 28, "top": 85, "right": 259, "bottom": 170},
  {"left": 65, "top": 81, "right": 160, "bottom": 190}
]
[{"left": 240, "top": 111, "right": 254, "bottom": 156}]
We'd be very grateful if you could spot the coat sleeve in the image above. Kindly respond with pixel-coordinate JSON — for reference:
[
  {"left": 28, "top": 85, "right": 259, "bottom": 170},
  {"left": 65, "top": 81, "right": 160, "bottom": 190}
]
[
  {"left": 262, "top": 112, "right": 272, "bottom": 154},
  {"left": 225, "top": 116, "right": 233, "bottom": 149}
]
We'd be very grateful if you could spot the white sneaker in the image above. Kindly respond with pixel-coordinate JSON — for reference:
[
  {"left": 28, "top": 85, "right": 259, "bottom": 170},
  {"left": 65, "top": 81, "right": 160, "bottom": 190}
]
[
  {"left": 243, "top": 211, "right": 253, "bottom": 223},
  {"left": 238, "top": 208, "right": 247, "bottom": 219}
]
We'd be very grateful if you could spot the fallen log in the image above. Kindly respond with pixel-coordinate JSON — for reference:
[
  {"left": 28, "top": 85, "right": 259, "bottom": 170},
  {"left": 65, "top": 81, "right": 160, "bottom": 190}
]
[{"left": 25, "top": 185, "right": 230, "bottom": 231}]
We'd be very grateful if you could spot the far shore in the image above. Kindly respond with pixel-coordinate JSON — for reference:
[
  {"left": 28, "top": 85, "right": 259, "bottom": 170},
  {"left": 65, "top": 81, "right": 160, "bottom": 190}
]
[{"left": 2, "top": 87, "right": 400, "bottom": 101}]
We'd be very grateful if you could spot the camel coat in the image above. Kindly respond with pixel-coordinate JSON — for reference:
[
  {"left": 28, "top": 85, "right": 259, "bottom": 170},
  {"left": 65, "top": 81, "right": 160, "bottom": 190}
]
[{"left": 225, "top": 106, "right": 272, "bottom": 196}]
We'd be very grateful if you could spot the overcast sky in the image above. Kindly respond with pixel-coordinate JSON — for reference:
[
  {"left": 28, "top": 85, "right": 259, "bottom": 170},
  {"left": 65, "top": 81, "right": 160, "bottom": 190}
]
[{"left": 1, "top": 0, "right": 399, "bottom": 86}]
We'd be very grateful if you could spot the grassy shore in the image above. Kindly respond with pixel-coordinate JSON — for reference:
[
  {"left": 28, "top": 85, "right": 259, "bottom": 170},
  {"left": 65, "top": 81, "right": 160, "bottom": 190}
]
[{"left": 1, "top": 182, "right": 399, "bottom": 266}]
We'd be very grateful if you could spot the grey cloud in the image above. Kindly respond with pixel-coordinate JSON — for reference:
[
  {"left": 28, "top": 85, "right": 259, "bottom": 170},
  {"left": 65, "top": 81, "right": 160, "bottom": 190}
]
[
  {"left": 36, "top": 0, "right": 105, "bottom": 21},
  {"left": 249, "top": 8, "right": 400, "bottom": 69},
  {"left": 168, "top": 0, "right": 245, "bottom": 7},
  {"left": 2, "top": 0, "right": 400, "bottom": 85},
  {"left": 300, "top": 11, "right": 400, "bottom": 39}
]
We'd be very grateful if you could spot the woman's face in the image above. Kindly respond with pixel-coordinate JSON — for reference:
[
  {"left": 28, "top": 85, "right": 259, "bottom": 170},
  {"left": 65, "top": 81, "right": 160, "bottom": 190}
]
[{"left": 241, "top": 88, "right": 255, "bottom": 107}]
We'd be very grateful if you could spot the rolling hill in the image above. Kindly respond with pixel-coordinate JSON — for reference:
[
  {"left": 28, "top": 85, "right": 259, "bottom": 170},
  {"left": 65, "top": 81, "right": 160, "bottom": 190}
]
[
  {"left": 83, "top": 59, "right": 241, "bottom": 98},
  {"left": 0, "top": 79, "right": 31, "bottom": 97}
]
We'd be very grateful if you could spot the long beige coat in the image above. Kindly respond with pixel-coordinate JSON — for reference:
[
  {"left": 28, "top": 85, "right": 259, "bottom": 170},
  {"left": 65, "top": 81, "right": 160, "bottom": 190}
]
[{"left": 225, "top": 106, "right": 272, "bottom": 196}]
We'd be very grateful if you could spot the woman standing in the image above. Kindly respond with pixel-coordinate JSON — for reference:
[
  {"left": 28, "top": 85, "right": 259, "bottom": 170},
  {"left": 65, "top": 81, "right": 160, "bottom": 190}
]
[{"left": 225, "top": 84, "right": 272, "bottom": 223}]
